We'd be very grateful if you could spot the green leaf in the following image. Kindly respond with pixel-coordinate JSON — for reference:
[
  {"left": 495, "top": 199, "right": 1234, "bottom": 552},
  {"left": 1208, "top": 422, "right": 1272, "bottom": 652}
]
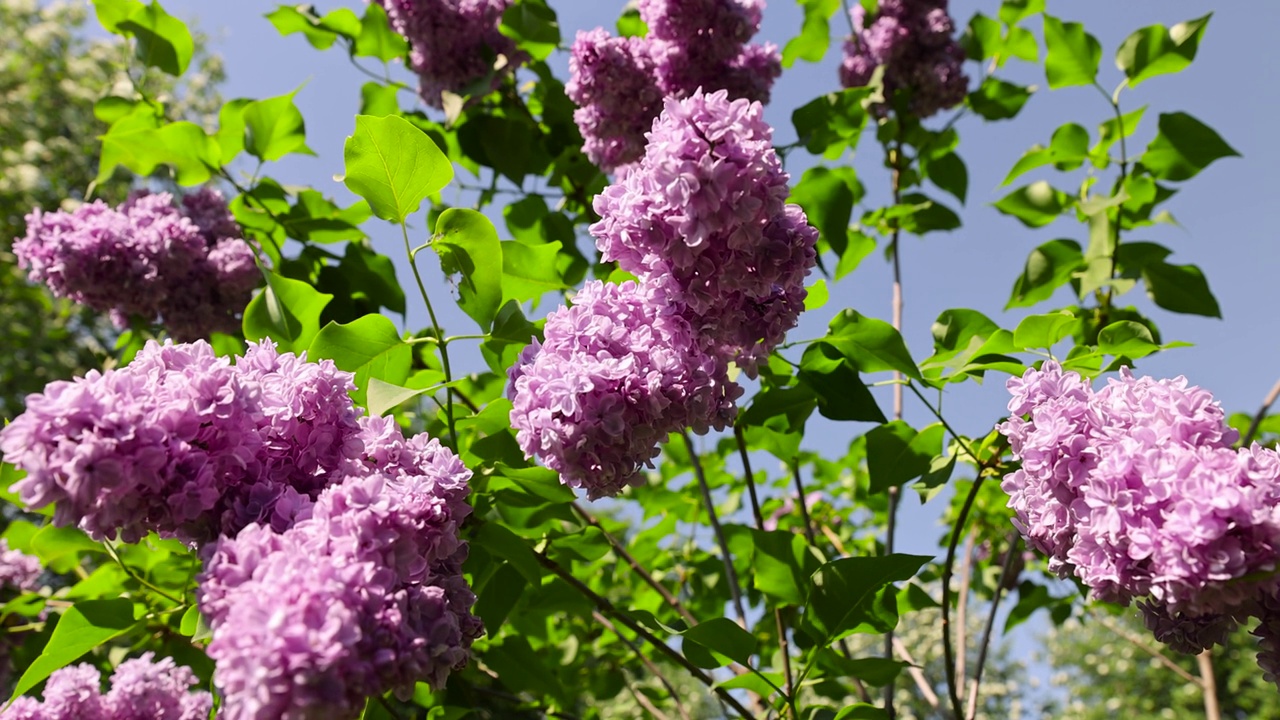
[
  {"left": 1008, "top": 239, "right": 1084, "bottom": 309},
  {"left": 360, "top": 82, "right": 400, "bottom": 117},
  {"left": 805, "top": 555, "right": 931, "bottom": 645},
  {"left": 966, "top": 78, "right": 1033, "bottom": 121},
  {"left": 1116, "top": 14, "right": 1210, "bottom": 87},
  {"left": 616, "top": 8, "right": 647, "bottom": 37},
  {"left": 266, "top": 5, "right": 339, "bottom": 49},
  {"left": 865, "top": 422, "right": 944, "bottom": 494},
  {"left": 93, "top": 0, "right": 144, "bottom": 32},
  {"left": 1093, "top": 106, "right": 1146, "bottom": 164},
  {"left": 1142, "top": 262, "right": 1221, "bottom": 317},
  {"left": 501, "top": 241, "right": 566, "bottom": 303},
  {"left": 243, "top": 272, "right": 334, "bottom": 353},
  {"left": 683, "top": 618, "right": 758, "bottom": 667},
  {"left": 923, "top": 151, "right": 967, "bottom": 204},
  {"left": 474, "top": 522, "right": 542, "bottom": 584},
  {"left": 993, "top": 181, "right": 1072, "bottom": 228},
  {"left": 750, "top": 529, "right": 820, "bottom": 606},
  {"left": 1139, "top": 112, "right": 1238, "bottom": 182},
  {"left": 1097, "top": 321, "right": 1158, "bottom": 358},
  {"left": 29, "top": 526, "right": 104, "bottom": 574},
  {"left": 12, "top": 599, "right": 139, "bottom": 700},
  {"left": 835, "top": 705, "right": 891, "bottom": 720},
  {"left": 797, "top": 343, "right": 886, "bottom": 423},
  {"left": 782, "top": 0, "right": 840, "bottom": 66},
  {"left": 367, "top": 378, "right": 430, "bottom": 417},
  {"left": 344, "top": 114, "right": 453, "bottom": 223},
  {"left": 118, "top": 1, "right": 195, "bottom": 76},
  {"left": 960, "top": 13, "right": 1001, "bottom": 61},
  {"left": 1042, "top": 15, "right": 1101, "bottom": 89},
  {"left": 1013, "top": 312, "right": 1077, "bottom": 350},
  {"left": 307, "top": 315, "right": 412, "bottom": 407},
  {"left": 999, "top": 0, "right": 1044, "bottom": 26},
  {"left": 355, "top": 2, "right": 409, "bottom": 61},
  {"left": 500, "top": 1, "right": 560, "bottom": 61},
  {"left": 790, "top": 166, "right": 858, "bottom": 257},
  {"left": 98, "top": 114, "right": 220, "bottom": 186},
  {"left": 244, "top": 92, "right": 314, "bottom": 162},
  {"left": 215, "top": 98, "right": 252, "bottom": 161},
  {"left": 433, "top": 209, "right": 504, "bottom": 332},
  {"left": 792, "top": 89, "right": 872, "bottom": 158},
  {"left": 805, "top": 279, "right": 829, "bottom": 311},
  {"left": 823, "top": 309, "right": 921, "bottom": 380}
]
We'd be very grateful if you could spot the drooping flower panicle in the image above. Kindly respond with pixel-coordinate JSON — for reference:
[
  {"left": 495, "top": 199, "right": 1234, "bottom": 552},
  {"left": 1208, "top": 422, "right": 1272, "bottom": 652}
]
[
  {"left": 591, "top": 90, "right": 818, "bottom": 374},
  {"left": 568, "top": 0, "right": 781, "bottom": 172},
  {"left": 839, "top": 0, "right": 968, "bottom": 118},
  {"left": 13, "top": 188, "right": 258, "bottom": 341},
  {"left": 375, "top": 0, "right": 522, "bottom": 108},
  {"left": 199, "top": 416, "right": 480, "bottom": 720},
  {"left": 508, "top": 280, "right": 740, "bottom": 499}
]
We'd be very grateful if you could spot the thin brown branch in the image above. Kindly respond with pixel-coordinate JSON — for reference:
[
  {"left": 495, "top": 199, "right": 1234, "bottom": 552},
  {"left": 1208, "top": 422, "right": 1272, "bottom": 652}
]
[
  {"left": 1092, "top": 612, "right": 1202, "bottom": 688},
  {"left": 574, "top": 503, "right": 697, "bottom": 626},
  {"left": 680, "top": 432, "right": 747, "bottom": 625},
  {"left": 955, "top": 530, "right": 978, "bottom": 685},
  {"left": 594, "top": 611, "right": 692, "bottom": 720},
  {"left": 534, "top": 550, "right": 755, "bottom": 720},
  {"left": 626, "top": 683, "right": 673, "bottom": 720},
  {"left": 965, "top": 534, "right": 1020, "bottom": 720},
  {"left": 1197, "top": 650, "right": 1221, "bottom": 720},
  {"left": 1243, "top": 376, "right": 1280, "bottom": 446},
  {"left": 941, "top": 477, "right": 987, "bottom": 720},
  {"left": 891, "top": 637, "right": 940, "bottom": 709}
]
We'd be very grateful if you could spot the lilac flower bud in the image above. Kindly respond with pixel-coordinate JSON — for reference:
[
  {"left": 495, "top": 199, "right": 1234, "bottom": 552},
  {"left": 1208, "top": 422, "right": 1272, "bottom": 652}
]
[
  {"left": 507, "top": 279, "right": 741, "bottom": 499},
  {"left": 839, "top": 0, "right": 967, "bottom": 118},
  {"left": 375, "top": 0, "right": 522, "bottom": 108}
]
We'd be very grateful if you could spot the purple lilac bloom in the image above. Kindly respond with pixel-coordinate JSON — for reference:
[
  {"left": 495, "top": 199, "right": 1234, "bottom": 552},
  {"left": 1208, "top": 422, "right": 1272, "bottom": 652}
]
[
  {"left": 591, "top": 90, "right": 817, "bottom": 374},
  {"left": 567, "top": 0, "right": 780, "bottom": 172},
  {"left": 0, "top": 540, "right": 41, "bottom": 592},
  {"left": 839, "top": 0, "right": 968, "bottom": 118},
  {"left": 0, "top": 654, "right": 212, "bottom": 720},
  {"left": 13, "top": 189, "right": 258, "bottom": 341},
  {"left": 999, "top": 362, "right": 1280, "bottom": 620},
  {"left": 567, "top": 29, "right": 665, "bottom": 174},
  {"left": 199, "top": 425, "right": 479, "bottom": 720},
  {"left": 0, "top": 339, "right": 362, "bottom": 544},
  {"left": 507, "top": 279, "right": 740, "bottom": 499},
  {"left": 375, "top": 0, "right": 521, "bottom": 108}
]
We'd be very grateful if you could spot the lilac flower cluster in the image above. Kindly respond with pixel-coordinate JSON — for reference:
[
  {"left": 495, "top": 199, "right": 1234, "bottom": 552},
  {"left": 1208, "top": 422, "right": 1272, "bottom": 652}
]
[
  {"left": 839, "top": 0, "right": 967, "bottom": 118},
  {"left": 0, "top": 653, "right": 212, "bottom": 720},
  {"left": 13, "top": 188, "right": 258, "bottom": 341},
  {"left": 0, "top": 540, "right": 41, "bottom": 593},
  {"left": 510, "top": 91, "right": 815, "bottom": 498},
  {"left": 508, "top": 280, "right": 740, "bottom": 498},
  {"left": 592, "top": 90, "right": 817, "bottom": 373},
  {"left": 1000, "top": 362, "right": 1280, "bottom": 663},
  {"left": 0, "top": 339, "right": 362, "bottom": 544},
  {"left": 375, "top": 0, "right": 521, "bottom": 108},
  {"left": 199, "top": 416, "right": 480, "bottom": 720},
  {"left": 567, "top": 0, "right": 781, "bottom": 172}
]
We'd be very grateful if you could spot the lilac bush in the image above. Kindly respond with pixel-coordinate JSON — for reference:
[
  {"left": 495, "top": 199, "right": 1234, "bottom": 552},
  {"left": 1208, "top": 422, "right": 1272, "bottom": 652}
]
[
  {"left": 375, "top": 0, "right": 521, "bottom": 108},
  {"left": 591, "top": 90, "right": 818, "bottom": 374},
  {"left": 0, "top": 339, "right": 363, "bottom": 544},
  {"left": 13, "top": 189, "right": 258, "bottom": 341},
  {"left": 0, "top": 653, "right": 213, "bottom": 720},
  {"left": 567, "top": 0, "right": 780, "bottom": 172},
  {"left": 508, "top": 279, "right": 740, "bottom": 499},
  {"left": 839, "top": 0, "right": 967, "bottom": 118}
]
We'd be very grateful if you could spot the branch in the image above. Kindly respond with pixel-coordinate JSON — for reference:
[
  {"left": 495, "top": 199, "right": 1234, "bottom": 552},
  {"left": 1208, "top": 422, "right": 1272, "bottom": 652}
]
[
  {"left": 1197, "top": 650, "right": 1222, "bottom": 720},
  {"left": 891, "top": 637, "right": 940, "bottom": 709},
  {"left": 680, "top": 432, "right": 747, "bottom": 625},
  {"left": 573, "top": 504, "right": 697, "bottom": 626},
  {"left": 940, "top": 477, "right": 987, "bottom": 720},
  {"left": 964, "top": 534, "right": 1020, "bottom": 720},
  {"left": 534, "top": 550, "right": 755, "bottom": 720},
  {"left": 1243, "top": 376, "right": 1280, "bottom": 446},
  {"left": 594, "top": 611, "right": 692, "bottom": 720},
  {"left": 954, "top": 531, "right": 977, "bottom": 685},
  {"left": 1091, "top": 612, "right": 1202, "bottom": 688}
]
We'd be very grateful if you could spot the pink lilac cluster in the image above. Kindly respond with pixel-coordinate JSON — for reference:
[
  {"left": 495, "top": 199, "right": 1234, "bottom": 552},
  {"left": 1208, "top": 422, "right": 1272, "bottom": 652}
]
[
  {"left": 0, "top": 339, "right": 363, "bottom": 544},
  {"left": 591, "top": 90, "right": 817, "bottom": 374},
  {"left": 567, "top": 0, "right": 781, "bottom": 172},
  {"left": 375, "top": 0, "right": 521, "bottom": 108},
  {"left": 999, "top": 362, "right": 1280, "bottom": 662},
  {"left": 0, "top": 540, "right": 41, "bottom": 593},
  {"left": 839, "top": 0, "right": 967, "bottom": 118},
  {"left": 13, "top": 188, "right": 258, "bottom": 341},
  {"left": 198, "top": 415, "right": 480, "bottom": 720},
  {"left": 507, "top": 280, "right": 740, "bottom": 499},
  {"left": 0, "top": 653, "right": 212, "bottom": 720}
]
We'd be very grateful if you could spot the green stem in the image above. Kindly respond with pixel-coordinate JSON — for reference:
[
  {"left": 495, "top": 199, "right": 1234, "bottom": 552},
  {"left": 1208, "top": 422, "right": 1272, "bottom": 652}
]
[
  {"left": 401, "top": 221, "right": 458, "bottom": 451},
  {"left": 103, "top": 540, "right": 184, "bottom": 605}
]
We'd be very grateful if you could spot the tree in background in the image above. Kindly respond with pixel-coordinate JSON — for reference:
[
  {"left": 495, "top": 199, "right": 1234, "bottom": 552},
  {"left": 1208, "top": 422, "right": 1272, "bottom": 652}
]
[{"left": 0, "top": 0, "right": 223, "bottom": 418}]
